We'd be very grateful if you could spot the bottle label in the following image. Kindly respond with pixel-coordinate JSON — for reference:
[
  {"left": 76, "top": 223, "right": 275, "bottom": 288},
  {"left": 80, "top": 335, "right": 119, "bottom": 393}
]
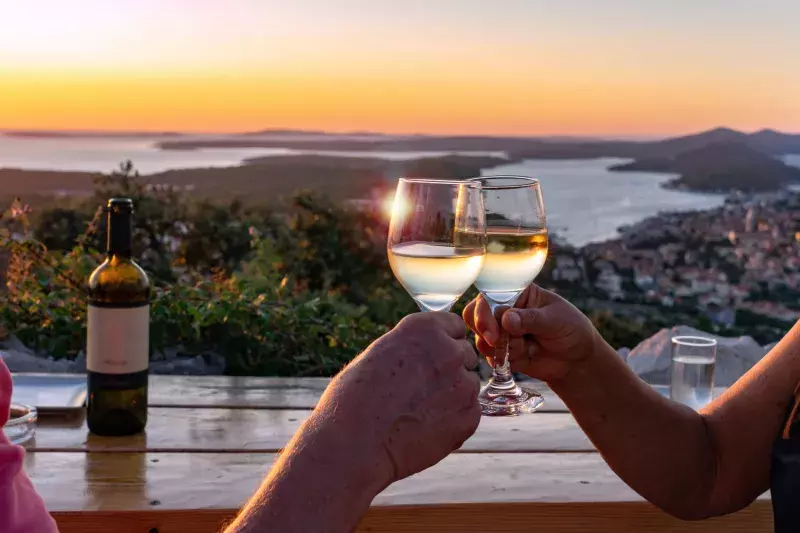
[{"left": 87, "top": 305, "right": 149, "bottom": 374}]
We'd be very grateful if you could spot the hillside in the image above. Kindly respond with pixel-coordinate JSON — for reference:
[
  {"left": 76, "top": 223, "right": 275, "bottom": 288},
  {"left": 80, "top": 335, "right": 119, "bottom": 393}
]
[
  {"left": 749, "top": 129, "right": 800, "bottom": 154},
  {"left": 154, "top": 126, "right": 800, "bottom": 160},
  {"left": 610, "top": 141, "right": 800, "bottom": 192},
  {"left": 0, "top": 154, "right": 507, "bottom": 208}
]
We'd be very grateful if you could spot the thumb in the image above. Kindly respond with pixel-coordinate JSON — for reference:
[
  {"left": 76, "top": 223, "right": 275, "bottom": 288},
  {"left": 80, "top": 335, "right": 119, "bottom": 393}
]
[{"left": 502, "top": 307, "right": 552, "bottom": 337}]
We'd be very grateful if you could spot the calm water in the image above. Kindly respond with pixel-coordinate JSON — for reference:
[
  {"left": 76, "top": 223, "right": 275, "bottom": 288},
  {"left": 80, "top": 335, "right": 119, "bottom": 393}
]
[
  {"left": 0, "top": 136, "right": 732, "bottom": 246},
  {"left": 0, "top": 135, "right": 504, "bottom": 173},
  {"left": 484, "top": 159, "right": 725, "bottom": 245}
]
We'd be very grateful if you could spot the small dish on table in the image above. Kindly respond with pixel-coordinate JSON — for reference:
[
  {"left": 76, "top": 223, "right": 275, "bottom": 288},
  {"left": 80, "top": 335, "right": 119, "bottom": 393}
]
[{"left": 4, "top": 404, "right": 37, "bottom": 445}]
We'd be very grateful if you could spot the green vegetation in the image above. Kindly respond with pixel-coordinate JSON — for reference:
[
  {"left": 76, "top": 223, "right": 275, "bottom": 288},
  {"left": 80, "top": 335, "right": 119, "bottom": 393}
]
[
  {"left": 1, "top": 162, "right": 416, "bottom": 375},
  {"left": 5, "top": 160, "right": 772, "bottom": 376}
]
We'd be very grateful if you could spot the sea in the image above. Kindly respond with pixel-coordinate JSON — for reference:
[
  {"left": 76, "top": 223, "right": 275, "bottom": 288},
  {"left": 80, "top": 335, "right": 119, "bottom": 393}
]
[{"left": 4, "top": 134, "right": 789, "bottom": 247}]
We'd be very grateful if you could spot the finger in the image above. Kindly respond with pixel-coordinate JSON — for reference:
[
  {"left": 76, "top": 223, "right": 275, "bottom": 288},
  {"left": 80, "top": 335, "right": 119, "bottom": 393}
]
[
  {"left": 455, "top": 370, "right": 480, "bottom": 405},
  {"left": 508, "top": 336, "right": 527, "bottom": 356},
  {"left": 433, "top": 312, "right": 467, "bottom": 339},
  {"left": 514, "top": 284, "right": 534, "bottom": 308},
  {"left": 473, "top": 295, "right": 499, "bottom": 345},
  {"left": 459, "top": 339, "right": 478, "bottom": 371},
  {"left": 475, "top": 338, "right": 494, "bottom": 358},
  {"left": 453, "top": 402, "right": 481, "bottom": 450},
  {"left": 468, "top": 369, "right": 481, "bottom": 394},
  {"left": 515, "top": 283, "right": 548, "bottom": 309},
  {"left": 455, "top": 373, "right": 481, "bottom": 432},
  {"left": 462, "top": 298, "right": 478, "bottom": 333},
  {"left": 405, "top": 311, "right": 466, "bottom": 339},
  {"left": 507, "top": 338, "right": 537, "bottom": 361},
  {"left": 502, "top": 307, "right": 553, "bottom": 337}
]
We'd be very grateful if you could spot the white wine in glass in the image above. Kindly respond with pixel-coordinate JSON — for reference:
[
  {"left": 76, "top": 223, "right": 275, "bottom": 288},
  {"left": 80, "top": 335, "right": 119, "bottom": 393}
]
[
  {"left": 471, "top": 176, "right": 548, "bottom": 416},
  {"left": 475, "top": 228, "right": 548, "bottom": 303},
  {"left": 388, "top": 179, "right": 486, "bottom": 312}
]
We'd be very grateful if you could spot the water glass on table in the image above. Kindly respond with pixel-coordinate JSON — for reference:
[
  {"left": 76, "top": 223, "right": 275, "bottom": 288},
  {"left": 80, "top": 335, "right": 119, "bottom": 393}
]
[{"left": 670, "top": 336, "right": 717, "bottom": 411}]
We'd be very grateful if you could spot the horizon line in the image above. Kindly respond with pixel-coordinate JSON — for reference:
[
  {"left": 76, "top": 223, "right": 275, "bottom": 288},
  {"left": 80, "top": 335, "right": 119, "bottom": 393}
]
[{"left": 2, "top": 125, "right": 798, "bottom": 141}]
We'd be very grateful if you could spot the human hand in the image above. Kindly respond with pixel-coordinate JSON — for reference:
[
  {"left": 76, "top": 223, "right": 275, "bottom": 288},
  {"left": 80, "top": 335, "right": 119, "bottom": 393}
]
[
  {"left": 463, "top": 284, "right": 599, "bottom": 383},
  {"left": 316, "top": 312, "right": 481, "bottom": 486}
]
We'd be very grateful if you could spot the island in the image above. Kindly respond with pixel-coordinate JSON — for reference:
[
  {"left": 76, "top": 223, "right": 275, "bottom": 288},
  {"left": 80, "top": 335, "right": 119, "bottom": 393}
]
[
  {"left": 6, "top": 126, "right": 800, "bottom": 194},
  {"left": 609, "top": 141, "right": 800, "bottom": 192},
  {"left": 0, "top": 154, "right": 510, "bottom": 208}
]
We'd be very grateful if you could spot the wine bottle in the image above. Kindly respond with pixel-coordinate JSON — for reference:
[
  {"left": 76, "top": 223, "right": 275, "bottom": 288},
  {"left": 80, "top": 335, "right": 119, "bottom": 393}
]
[{"left": 86, "top": 198, "right": 150, "bottom": 436}]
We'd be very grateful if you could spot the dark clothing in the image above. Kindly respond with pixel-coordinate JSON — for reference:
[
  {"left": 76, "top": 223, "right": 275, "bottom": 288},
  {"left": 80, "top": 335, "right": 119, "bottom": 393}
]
[{"left": 771, "top": 386, "right": 800, "bottom": 532}]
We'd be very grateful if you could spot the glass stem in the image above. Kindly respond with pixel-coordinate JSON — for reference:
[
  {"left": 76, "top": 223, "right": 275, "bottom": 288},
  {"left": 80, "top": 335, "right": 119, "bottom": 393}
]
[{"left": 492, "top": 331, "right": 515, "bottom": 387}]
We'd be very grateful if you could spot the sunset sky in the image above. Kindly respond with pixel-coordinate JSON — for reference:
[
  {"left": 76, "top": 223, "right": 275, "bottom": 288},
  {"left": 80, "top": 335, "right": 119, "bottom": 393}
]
[{"left": 1, "top": 0, "right": 799, "bottom": 137}]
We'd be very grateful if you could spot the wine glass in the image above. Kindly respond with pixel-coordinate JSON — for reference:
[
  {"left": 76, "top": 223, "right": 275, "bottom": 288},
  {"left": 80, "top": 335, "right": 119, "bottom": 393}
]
[
  {"left": 388, "top": 178, "right": 486, "bottom": 312},
  {"left": 470, "top": 176, "right": 548, "bottom": 416}
]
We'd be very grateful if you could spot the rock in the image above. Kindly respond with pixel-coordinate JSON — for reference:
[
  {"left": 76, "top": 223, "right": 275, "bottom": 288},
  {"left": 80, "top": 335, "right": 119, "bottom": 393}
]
[
  {"left": 1, "top": 349, "right": 82, "bottom": 373},
  {"left": 72, "top": 351, "right": 87, "bottom": 372},
  {"left": 617, "top": 347, "right": 631, "bottom": 361},
  {"left": 2, "top": 336, "right": 35, "bottom": 356},
  {"left": 626, "top": 325, "right": 766, "bottom": 386},
  {"left": 158, "top": 347, "right": 183, "bottom": 361},
  {"left": 1, "top": 336, "right": 86, "bottom": 373},
  {"left": 2, "top": 336, "right": 224, "bottom": 376}
]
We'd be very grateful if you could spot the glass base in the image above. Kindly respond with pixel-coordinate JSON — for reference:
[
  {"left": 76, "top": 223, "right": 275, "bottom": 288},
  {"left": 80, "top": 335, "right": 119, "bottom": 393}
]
[{"left": 479, "top": 380, "right": 544, "bottom": 416}]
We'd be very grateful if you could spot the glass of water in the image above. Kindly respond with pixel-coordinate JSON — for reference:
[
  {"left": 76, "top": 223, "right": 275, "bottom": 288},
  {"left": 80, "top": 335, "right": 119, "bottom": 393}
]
[{"left": 670, "top": 336, "right": 717, "bottom": 411}]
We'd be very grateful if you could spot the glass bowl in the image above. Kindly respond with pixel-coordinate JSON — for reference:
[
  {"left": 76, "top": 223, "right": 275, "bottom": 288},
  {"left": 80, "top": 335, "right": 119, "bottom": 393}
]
[{"left": 3, "top": 404, "right": 37, "bottom": 445}]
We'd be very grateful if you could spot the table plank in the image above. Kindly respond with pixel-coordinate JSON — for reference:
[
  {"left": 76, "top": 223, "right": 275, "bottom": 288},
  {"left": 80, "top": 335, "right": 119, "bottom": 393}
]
[
  {"left": 29, "top": 452, "right": 771, "bottom": 533},
  {"left": 28, "top": 452, "right": 769, "bottom": 511},
  {"left": 51, "top": 502, "right": 774, "bottom": 533},
  {"left": 30, "top": 408, "right": 593, "bottom": 452},
  {"left": 146, "top": 375, "right": 571, "bottom": 412}
]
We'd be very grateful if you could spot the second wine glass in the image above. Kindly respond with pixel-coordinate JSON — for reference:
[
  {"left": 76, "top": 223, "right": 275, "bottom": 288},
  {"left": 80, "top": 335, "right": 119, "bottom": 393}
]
[{"left": 471, "top": 176, "right": 549, "bottom": 416}]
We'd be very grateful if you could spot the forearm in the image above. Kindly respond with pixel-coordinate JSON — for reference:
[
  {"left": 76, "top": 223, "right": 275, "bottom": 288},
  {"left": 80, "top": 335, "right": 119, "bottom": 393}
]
[
  {"left": 225, "top": 412, "right": 391, "bottom": 533},
  {"left": 549, "top": 331, "right": 717, "bottom": 519}
]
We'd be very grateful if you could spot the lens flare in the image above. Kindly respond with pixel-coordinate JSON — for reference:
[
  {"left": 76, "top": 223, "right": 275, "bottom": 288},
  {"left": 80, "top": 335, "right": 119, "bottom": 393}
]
[{"left": 384, "top": 191, "right": 409, "bottom": 222}]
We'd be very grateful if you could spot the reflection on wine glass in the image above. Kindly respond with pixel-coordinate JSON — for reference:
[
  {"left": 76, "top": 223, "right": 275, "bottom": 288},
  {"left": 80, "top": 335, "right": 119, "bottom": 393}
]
[
  {"left": 388, "top": 178, "right": 486, "bottom": 312},
  {"left": 471, "top": 176, "right": 548, "bottom": 416}
]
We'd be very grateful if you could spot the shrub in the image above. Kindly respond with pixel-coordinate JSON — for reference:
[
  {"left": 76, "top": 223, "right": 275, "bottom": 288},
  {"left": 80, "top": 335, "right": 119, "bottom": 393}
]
[{"left": 1, "top": 164, "right": 410, "bottom": 375}]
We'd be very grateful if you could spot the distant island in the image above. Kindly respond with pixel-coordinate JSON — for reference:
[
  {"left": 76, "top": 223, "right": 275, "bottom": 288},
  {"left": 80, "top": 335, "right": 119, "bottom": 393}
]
[
  {"left": 0, "top": 154, "right": 508, "bottom": 208},
  {"left": 5, "top": 126, "right": 800, "bottom": 193},
  {"left": 609, "top": 141, "right": 800, "bottom": 192},
  {"left": 148, "top": 126, "right": 800, "bottom": 193}
]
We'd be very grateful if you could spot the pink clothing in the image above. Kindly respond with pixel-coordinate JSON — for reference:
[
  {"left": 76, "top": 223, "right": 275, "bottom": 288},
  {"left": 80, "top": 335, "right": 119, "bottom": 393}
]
[{"left": 0, "top": 359, "right": 59, "bottom": 532}]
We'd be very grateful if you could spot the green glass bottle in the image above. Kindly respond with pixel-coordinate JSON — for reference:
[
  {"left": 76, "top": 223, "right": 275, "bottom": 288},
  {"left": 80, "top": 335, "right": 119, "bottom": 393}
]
[{"left": 86, "top": 198, "right": 149, "bottom": 436}]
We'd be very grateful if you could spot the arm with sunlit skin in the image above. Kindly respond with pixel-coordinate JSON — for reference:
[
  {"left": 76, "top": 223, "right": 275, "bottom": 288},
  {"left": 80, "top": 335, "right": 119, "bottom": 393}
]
[
  {"left": 224, "top": 312, "right": 481, "bottom": 533},
  {"left": 465, "top": 284, "right": 800, "bottom": 519}
]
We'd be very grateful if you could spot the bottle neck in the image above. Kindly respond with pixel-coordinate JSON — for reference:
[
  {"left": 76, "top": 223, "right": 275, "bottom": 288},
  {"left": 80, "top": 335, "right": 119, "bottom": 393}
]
[{"left": 107, "top": 211, "right": 133, "bottom": 258}]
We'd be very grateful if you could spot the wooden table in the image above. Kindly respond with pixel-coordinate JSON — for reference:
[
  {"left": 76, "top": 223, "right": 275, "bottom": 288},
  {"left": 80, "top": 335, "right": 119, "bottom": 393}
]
[{"left": 17, "top": 375, "right": 771, "bottom": 532}]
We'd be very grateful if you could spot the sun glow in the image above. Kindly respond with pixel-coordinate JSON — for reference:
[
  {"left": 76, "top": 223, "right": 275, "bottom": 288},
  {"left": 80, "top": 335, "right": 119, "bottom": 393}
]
[
  {"left": 0, "top": 1, "right": 798, "bottom": 135},
  {"left": 384, "top": 192, "right": 404, "bottom": 222}
]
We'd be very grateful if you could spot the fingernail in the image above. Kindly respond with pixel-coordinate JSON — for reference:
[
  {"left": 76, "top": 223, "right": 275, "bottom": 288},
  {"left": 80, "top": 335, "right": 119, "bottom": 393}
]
[{"left": 506, "top": 311, "right": 521, "bottom": 330}]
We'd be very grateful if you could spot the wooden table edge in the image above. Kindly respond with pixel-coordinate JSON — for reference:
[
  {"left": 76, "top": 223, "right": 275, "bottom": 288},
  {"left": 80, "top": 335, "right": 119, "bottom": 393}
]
[{"left": 50, "top": 500, "right": 775, "bottom": 533}]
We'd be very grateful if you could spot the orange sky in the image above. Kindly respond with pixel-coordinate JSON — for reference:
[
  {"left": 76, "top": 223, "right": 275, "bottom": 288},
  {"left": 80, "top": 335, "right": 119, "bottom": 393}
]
[{"left": 2, "top": 1, "right": 799, "bottom": 136}]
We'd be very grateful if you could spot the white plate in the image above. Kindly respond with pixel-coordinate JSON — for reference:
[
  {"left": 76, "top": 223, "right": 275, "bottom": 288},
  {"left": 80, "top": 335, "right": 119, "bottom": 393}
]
[{"left": 10, "top": 374, "right": 87, "bottom": 414}]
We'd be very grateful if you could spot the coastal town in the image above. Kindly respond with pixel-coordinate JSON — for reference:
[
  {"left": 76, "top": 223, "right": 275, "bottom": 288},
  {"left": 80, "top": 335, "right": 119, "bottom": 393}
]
[{"left": 544, "top": 189, "right": 800, "bottom": 341}]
